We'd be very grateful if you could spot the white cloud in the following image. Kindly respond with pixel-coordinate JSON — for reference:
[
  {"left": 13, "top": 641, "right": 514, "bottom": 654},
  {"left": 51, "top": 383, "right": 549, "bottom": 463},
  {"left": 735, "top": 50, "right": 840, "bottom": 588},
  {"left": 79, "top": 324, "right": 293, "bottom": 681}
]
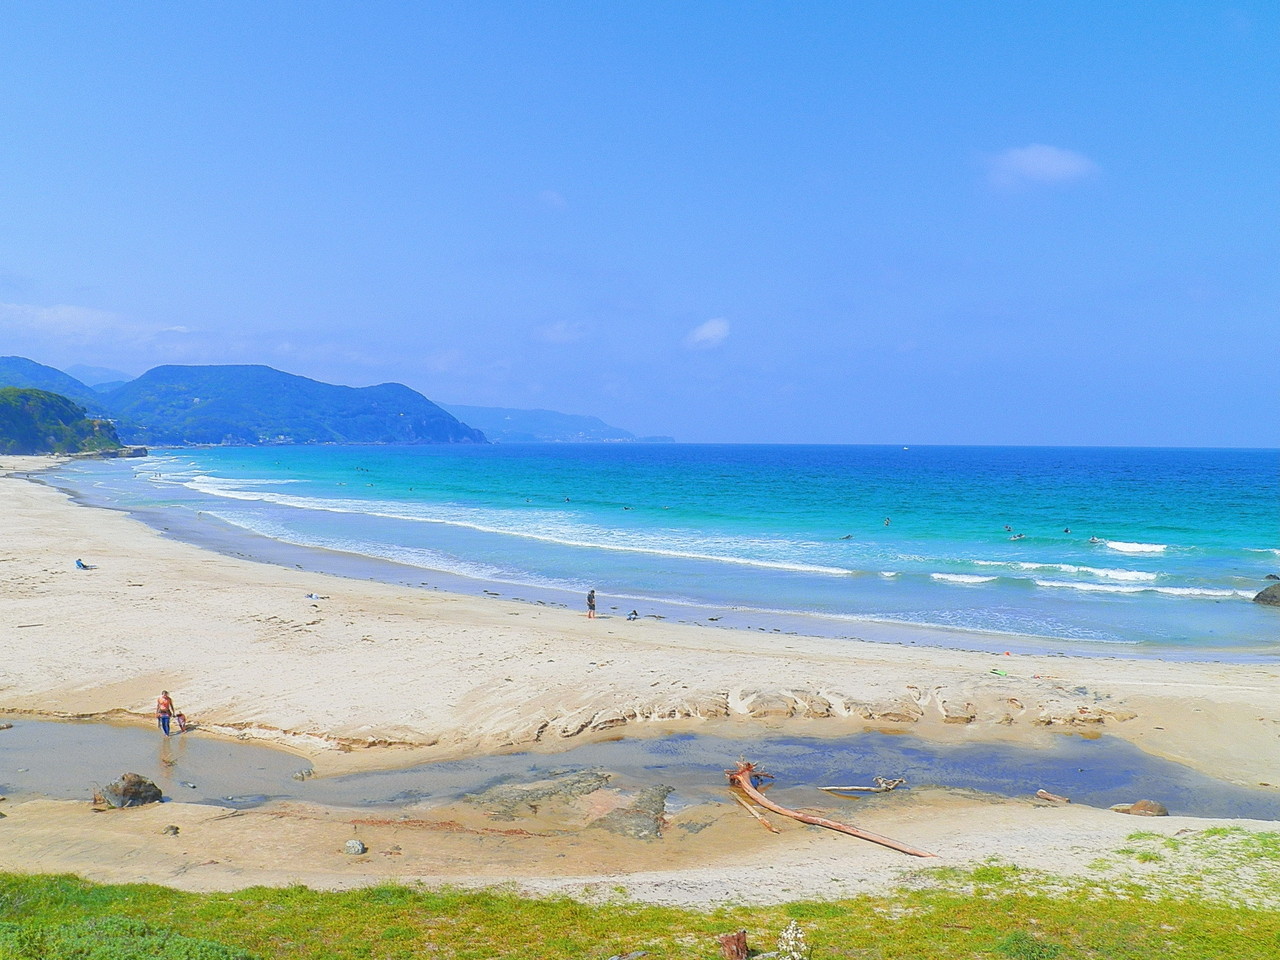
[
  {"left": 988, "top": 144, "right": 1099, "bottom": 188},
  {"left": 685, "top": 317, "right": 730, "bottom": 349}
]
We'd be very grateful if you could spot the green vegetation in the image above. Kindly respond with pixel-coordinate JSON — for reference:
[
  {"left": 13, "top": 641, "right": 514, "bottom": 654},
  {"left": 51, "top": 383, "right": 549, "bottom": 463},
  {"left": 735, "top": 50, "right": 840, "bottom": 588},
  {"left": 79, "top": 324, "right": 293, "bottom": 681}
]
[
  {"left": 0, "top": 357, "right": 106, "bottom": 413},
  {"left": 3, "top": 834, "right": 1279, "bottom": 960},
  {"left": 0, "top": 388, "right": 122, "bottom": 455},
  {"left": 102, "top": 365, "right": 486, "bottom": 445},
  {"left": 0, "top": 358, "right": 486, "bottom": 446}
]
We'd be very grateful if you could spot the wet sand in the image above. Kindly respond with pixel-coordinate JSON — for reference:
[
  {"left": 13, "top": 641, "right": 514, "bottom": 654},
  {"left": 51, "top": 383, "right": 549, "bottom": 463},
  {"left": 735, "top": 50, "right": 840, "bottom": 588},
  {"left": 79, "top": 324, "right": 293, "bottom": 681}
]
[{"left": 2, "top": 454, "right": 1278, "bottom": 903}]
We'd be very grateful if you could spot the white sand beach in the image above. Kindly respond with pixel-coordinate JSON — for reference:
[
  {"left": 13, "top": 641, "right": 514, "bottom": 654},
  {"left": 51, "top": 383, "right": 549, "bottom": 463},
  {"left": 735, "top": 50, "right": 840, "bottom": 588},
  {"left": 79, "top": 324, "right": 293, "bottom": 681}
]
[{"left": 2, "top": 455, "right": 1278, "bottom": 903}]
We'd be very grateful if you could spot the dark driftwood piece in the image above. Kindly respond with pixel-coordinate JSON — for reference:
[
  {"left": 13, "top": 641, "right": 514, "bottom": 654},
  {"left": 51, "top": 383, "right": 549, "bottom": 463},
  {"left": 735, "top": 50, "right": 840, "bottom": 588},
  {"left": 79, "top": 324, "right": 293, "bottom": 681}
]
[
  {"left": 726, "top": 760, "right": 936, "bottom": 858},
  {"left": 718, "top": 930, "right": 748, "bottom": 960}
]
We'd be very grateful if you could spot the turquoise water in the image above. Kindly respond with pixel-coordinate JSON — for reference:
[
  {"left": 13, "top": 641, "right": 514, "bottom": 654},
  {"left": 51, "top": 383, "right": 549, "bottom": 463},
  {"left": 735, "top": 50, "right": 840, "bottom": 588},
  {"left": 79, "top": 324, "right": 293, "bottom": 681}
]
[{"left": 51, "top": 444, "right": 1279, "bottom": 658}]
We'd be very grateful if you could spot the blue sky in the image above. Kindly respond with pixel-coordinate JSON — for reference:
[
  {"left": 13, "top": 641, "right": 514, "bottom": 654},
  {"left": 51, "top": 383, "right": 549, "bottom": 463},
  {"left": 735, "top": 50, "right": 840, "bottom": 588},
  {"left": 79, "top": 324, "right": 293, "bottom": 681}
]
[{"left": 1, "top": 2, "right": 1275, "bottom": 445}]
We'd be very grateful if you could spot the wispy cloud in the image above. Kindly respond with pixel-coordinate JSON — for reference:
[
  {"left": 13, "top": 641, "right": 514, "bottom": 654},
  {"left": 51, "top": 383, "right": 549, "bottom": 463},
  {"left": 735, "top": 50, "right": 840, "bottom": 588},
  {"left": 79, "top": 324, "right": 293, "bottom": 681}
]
[
  {"left": 537, "top": 189, "right": 567, "bottom": 209},
  {"left": 685, "top": 317, "right": 730, "bottom": 349},
  {"left": 535, "top": 320, "right": 584, "bottom": 344},
  {"left": 987, "top": 144, "right": 1099, "bottom": 188}
]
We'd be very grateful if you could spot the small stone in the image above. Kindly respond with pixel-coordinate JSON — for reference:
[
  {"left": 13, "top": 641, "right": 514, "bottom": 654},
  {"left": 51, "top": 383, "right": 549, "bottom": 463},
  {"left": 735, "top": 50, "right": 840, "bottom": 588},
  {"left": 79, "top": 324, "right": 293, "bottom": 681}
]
[
  {"left": 292, "top": 769, "right": 314, "bottom": 781},
  {"left": 162, "top": 824, "right": 180, "bottom": 836},
  {"left": 344, "top": 839, "right": 367, "bottom": 855},
  {"left": 0, "top": 722, "right": 13, "bottom": 730}
]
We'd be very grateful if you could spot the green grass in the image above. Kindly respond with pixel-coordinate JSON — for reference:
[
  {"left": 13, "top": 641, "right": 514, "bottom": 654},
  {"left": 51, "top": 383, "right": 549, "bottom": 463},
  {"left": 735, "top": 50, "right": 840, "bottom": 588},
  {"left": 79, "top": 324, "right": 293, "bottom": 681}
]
[{"left": 1, "top": 830, "right": 1278, "bottom": 959}]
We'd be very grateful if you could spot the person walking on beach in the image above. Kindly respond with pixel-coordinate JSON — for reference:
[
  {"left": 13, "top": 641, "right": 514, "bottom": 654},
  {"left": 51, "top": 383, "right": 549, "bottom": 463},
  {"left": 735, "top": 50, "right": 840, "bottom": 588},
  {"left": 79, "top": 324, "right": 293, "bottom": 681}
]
[
  {"left": 156, "top": 690, "right": 177, "bottom": 736},
  {"left": 586, "top": 589, "right": 596, "bottom": 619}
]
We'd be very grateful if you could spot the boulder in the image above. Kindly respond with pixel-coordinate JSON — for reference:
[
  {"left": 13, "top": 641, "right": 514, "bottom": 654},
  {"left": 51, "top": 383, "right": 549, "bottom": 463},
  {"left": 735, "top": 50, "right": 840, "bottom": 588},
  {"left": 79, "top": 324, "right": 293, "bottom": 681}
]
[
  {"left": 1254, "top": 583, "right": 1280, "bottom": 606},
  {"left": 1265, "top": 574, "right": 1279, "bottom": 581},
  {"left": 343, "top": 839, "right": 367, "bottom": 855},
  {"left": 99, "top": 772, "right": 162, "bottom": 808}
]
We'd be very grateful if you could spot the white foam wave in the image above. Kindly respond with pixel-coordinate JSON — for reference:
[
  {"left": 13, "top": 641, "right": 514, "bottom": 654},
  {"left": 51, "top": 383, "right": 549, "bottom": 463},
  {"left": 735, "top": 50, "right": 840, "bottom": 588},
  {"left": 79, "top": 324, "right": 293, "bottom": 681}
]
[
  {"left": 1034, "top": 579, "right": 1249, "bottom": 599},
  {"left": 203, "top": 510, "right": 515, "bottom": 582},
  {"left": 1104, "top": 540, "right": 1168, "bottom": 554},
  {"left": 972, "top": 559, "right": 1157, "bottom": 581},
  {"left": 930, "top": 573, "right": 998, "bottom": 584},
  {"left": 183, "top": 477, "right": 856, "bottom": 578},
  {"left": 879, "top": 571, "right": 900, "bottom": 578}
]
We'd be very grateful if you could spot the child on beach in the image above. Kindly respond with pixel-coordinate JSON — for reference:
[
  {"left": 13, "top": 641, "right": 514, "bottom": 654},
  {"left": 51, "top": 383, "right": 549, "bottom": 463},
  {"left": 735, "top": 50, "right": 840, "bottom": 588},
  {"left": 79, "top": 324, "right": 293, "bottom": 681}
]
[{"left": 586, "top": 589, "right": 596, "bottom": 618}]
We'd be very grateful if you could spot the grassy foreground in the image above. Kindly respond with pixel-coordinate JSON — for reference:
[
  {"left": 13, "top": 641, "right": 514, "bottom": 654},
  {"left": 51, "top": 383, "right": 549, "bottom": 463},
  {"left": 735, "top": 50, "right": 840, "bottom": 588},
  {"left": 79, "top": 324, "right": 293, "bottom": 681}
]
[{"left": 1, "top": 829, "right": 1278, "bottom": 959}]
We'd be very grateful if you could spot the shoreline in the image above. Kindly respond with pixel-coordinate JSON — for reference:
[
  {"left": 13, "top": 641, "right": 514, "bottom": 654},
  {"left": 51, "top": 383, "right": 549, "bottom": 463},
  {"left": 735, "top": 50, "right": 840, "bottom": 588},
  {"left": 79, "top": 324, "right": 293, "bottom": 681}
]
[
  {"left": 2, "top": 453, "right": 1278, "bottom": 902},
  {"left": 3, "top": 454, "right": 1278, "bottom": 782},
  {"left": 43, "top": 450, "right": 1280, "bottom": 665},
  {"left": 39, "top": 453, "right": 1280, "bottom": 664}
]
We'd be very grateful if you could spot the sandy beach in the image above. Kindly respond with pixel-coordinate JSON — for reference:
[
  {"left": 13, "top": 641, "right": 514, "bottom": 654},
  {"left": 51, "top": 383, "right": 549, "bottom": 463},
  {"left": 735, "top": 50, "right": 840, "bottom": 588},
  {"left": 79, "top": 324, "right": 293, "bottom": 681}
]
[{"left": 2, "top": 455, "right": 1278, "bottom": 903}]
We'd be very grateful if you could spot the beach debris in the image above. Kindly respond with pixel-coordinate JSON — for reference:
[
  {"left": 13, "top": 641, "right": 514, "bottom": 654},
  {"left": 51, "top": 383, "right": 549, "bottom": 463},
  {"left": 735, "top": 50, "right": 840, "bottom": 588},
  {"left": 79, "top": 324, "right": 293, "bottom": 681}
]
[
  {"left": 1111, "top": 799, "right": 1169, "bottom": 816},
  {"left": 731, "top": 791, "right": 780, "bottom": 833},
  {"left": 1035, "top": 789, "right": 1071, "bottom": 803},
  {"left": 343, "top": 839, "right": 368, "bottom": 855},
  {"left": 292, "top": 768, "right": 314, "bottom": 781},
  {"left": 96, "top": 772, "right": 162, "bottom": 808},
  {"left": 718, "top": 930, "right": 749, "bottom": 960},
  {"left": 0, "top": 722, "right": 12, "bottom": 730},
  {"left": 179, "top": 781, "right": 197, "bottom": 789},
  {"left": 725, "top": 760, "right": 935, "bottom": 857},
  {"left": 820, "top": 777, "right": 906, "bottom": 795},
  {"left": 161, "top": 824, "right": 180, "bottom": 836}
]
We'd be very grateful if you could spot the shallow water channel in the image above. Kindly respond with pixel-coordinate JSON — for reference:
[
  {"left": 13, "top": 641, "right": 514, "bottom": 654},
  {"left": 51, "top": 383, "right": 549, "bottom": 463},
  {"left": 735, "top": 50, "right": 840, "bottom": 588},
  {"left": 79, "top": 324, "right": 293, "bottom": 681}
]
[{"left": 2, "top": 718, "right": 1277, "bottom": 821}]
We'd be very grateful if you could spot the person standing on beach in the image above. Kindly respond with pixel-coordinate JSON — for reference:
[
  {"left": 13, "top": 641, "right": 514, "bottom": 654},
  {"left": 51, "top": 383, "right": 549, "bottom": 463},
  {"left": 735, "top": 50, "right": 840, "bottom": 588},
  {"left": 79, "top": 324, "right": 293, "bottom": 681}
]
[
  {"left": 586, "top": 589, "right": 596, "bottom": 619},
  {"left": 156, "top": 690, "right": 177, "bottom": 736}
]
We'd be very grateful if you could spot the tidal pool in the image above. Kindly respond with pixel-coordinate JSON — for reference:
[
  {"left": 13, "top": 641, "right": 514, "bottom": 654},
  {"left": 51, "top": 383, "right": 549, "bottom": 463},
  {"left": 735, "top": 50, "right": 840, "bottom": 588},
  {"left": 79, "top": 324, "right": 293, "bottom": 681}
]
[{"left": 2, "top": 718, "right": 1277, "bottom": 820}]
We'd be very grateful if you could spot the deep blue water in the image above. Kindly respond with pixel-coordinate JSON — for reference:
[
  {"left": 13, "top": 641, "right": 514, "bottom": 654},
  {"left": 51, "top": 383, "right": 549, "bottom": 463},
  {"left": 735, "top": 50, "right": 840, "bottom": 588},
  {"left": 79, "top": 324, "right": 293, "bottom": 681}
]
[{"left": 48, "top": 444, "right": 1280, "bottom": 658}]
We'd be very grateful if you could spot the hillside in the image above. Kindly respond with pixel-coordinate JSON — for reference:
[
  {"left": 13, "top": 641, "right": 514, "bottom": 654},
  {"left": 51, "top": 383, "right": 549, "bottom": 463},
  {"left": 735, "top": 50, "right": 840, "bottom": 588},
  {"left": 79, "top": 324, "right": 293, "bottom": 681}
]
[
  {"left": 442, "top": 404, "right": 671, "bottom": 442},
  {"left": 102, "top": 365, "right": 487, "bottom": 445},
  {"left": 0, "top": 357, "right": 105, "bottom": 413},
  {"left": 0, "top": 387, "right": 122, "bottom": 455}
]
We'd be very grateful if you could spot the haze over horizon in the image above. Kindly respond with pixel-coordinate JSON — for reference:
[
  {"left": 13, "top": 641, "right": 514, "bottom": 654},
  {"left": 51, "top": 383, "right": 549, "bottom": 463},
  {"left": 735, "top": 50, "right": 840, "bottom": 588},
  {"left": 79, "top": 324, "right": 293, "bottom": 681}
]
[{"left": 1, "top": 3, "right": 1276, "bottom": 446}]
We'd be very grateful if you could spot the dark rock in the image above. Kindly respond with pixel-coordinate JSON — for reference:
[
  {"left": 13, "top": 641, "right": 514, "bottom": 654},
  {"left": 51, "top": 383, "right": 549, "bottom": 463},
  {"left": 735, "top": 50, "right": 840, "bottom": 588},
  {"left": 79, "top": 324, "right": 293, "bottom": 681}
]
[
  {"left": 466, "top": 770, "right": 611, "bottom": 821},
  {"left": 1265, "top": 574, "right": 1280, "bottom": 581},
  {"left": 1253, "top": 583, "right": 1280, "bottom": 606},
  {"left": 161, "top": 824, "right": 179, "bottom": 836},
  {"left": 99, "top": 772, "right": 163, "bottom": 808},
  {"left": 343, "top": 839, "right": 367, "bottom": 855},
  {"left": 593, "top": 785, "right": 673, "bottom": 841},
  {"left": 0, "top": 722, "right": 12, "bottom": 730}
]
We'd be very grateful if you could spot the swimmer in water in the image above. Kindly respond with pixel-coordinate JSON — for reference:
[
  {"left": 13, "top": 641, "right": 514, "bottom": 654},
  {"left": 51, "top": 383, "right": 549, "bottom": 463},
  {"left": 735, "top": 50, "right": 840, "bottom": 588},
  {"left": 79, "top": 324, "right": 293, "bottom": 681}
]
[
  {"left": 884, "top": 517, "right": 891, "bottom": 526},
  {"left": 1009, "top": 533, "right": 1025, "bottom": 541},
  {"left": 1089, "top": 536, "right": 1102, "bottom": 544}
]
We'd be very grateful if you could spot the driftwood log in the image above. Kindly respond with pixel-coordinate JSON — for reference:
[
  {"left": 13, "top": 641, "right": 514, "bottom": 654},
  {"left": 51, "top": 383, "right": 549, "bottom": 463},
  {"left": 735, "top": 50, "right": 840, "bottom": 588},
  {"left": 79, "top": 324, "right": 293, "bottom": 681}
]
[
  {"left": 726, "top": 760, "right": 936, "bottom": 858},
  {"left": 821, "top": 776, "right": 906, "bottom": 794}
]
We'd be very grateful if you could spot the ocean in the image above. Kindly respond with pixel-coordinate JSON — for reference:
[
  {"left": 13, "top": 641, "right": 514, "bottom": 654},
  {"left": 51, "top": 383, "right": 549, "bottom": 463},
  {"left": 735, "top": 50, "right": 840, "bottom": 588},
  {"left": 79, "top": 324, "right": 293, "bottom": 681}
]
[{"left": 46, "top": 444, "right": 1279, "bottom": 660}]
